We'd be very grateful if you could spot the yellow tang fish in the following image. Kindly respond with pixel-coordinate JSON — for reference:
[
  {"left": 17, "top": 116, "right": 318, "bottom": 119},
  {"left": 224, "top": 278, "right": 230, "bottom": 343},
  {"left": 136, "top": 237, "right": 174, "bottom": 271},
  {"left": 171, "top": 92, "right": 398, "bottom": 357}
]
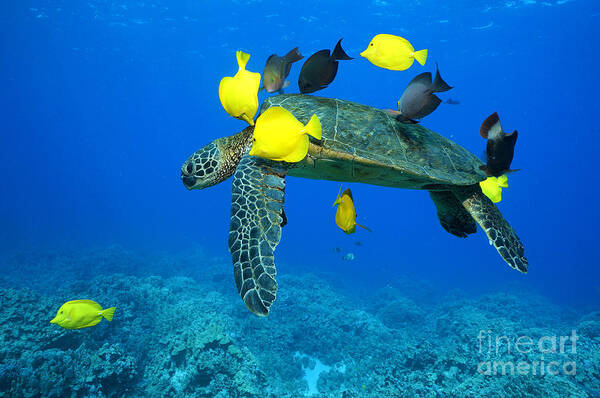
[
  {"left": 479, "top": 175, "right": 508, "bottom": 203},
  {"left": 219, "top": 51, "right": 261, "bottom": 126},
  {"left": 360, "top": 34, "right": 428, "bottom": 71},
  {"left": 249, "top": 106, "right": 321, "bottom": 163},
  {"left": 50, "top": 300, "right": 116, "bottom": 330},
  {"left": 333, "top": 187, "right": 371, "bottom": 234}
]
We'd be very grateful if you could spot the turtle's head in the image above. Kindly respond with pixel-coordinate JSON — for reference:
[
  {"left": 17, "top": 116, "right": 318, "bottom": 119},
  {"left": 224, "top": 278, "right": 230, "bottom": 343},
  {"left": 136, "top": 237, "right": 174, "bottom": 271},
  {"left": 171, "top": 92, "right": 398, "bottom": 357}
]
[
  {"left": 181, "top": 140, "right": 223, "bottom": 190},
  {"left": 181, "top": 128, "right": 253, "bottom": 190}
]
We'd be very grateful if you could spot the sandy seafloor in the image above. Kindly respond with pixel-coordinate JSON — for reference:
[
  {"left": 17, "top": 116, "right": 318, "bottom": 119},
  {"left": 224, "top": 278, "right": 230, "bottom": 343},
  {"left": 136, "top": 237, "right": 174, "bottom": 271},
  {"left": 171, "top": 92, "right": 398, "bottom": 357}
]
[{"left": 0, "top": 245, "right": 598, "bottom": 397}]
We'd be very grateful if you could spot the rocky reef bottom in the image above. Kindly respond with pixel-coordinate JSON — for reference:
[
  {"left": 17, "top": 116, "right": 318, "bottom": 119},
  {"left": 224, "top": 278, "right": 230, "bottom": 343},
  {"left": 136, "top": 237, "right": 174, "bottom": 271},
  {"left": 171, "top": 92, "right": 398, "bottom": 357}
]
[{"left": 0, "top": 246, "right": 598, "bottom": 397}]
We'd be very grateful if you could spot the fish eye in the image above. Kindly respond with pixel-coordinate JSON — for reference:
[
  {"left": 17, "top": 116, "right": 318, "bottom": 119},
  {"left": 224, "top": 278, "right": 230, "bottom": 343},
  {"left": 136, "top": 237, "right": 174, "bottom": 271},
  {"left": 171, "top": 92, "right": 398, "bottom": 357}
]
[
  {"left": 370, "top": 43, "right": 373, "bottom": 46},
  {"left": 60, "top": 311, "right": 63, "bottom": 314}
]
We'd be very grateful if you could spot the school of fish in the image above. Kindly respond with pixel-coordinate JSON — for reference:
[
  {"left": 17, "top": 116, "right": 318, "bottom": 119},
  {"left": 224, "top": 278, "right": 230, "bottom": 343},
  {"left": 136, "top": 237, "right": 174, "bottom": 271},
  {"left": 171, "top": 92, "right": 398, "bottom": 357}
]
[{"left": 51, "top": 32, "right": 521, "bottom": 327}]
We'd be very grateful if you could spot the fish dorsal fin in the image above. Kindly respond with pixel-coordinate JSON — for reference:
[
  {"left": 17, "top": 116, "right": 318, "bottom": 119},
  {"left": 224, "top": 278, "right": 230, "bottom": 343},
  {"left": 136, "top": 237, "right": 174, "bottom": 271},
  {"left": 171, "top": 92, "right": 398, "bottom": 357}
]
[
  {"left": 431, "top": 62, "right": 453, "bottom": 93},
  {"left": 68, "top": 299, "right": 102, "bottom": 309},
  {"left": 480, "top": 112, "right": 503, "bottom": 139},
  {"left": 314, "top": 49, "right": 331, "bottom": 58},
  {"left": 257, "top": 106, "right": 293, "bottom": 129},
  {"left": 408, "top": 72, "right": 432, "bottom": 88},
  {"left": 393, "top": 35, "right": 414, "bottom": 51},
  {"left": 236, "top": 51, "right": 251, "bottom": 71}
]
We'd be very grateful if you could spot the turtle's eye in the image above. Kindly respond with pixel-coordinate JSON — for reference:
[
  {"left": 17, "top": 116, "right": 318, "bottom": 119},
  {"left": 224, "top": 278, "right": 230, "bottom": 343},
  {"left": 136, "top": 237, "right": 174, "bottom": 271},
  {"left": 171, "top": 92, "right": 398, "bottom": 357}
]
[{"left": 186, "top": 163, "right": 193, "bottom": 174}]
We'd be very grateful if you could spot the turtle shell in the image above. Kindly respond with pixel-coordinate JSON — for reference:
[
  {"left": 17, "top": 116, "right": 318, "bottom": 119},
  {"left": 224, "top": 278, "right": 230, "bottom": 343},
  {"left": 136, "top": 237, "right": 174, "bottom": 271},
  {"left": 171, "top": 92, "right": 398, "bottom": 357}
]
[{"left": 260, "top": 94, "right": 486, "bottom": 189}]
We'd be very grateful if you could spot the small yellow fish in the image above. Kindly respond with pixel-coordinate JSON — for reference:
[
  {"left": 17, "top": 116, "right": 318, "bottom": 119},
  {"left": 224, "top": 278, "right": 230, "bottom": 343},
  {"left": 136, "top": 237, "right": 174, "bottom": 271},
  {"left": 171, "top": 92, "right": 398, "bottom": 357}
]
[
  {"left": 249, "top": 106, "right": 322, "bottom": 162},
  {"left": 219, "top": 51, "right": 261, "bottom": 125},
  {"left": 333, "top": 187, "right": 371, "bottom": 234},
  {"left": 360, "top": 34, "right": 428, "bottom": 71},
  {"left": 479, "top": 175, "right": 508, "bottom": 203},
  {"left": 50, "top": 300, "right": 116, "bottom": 330}
]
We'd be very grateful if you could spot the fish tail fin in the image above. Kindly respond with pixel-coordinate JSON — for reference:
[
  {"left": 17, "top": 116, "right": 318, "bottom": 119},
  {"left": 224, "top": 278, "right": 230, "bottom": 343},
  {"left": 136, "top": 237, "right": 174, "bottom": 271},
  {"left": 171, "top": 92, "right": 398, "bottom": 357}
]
[
  {"left": 506, "top": 130, "right": 518, "bottom": 145},
  {"left": 236, "top": 51, "right": 251, "bottom": 70},
  {"left": 284, "top": 47, "right": 304, "bottom": 63},
  {"left": 303, "top": 114, "right": 322, "bottom": 140},
  {"left": 413, "top": 49, "right": 428, "bottom": 66},
  {"left": 497, "top": 175, "right": 509, "bottom": 188},
  {"left": 356, "top": 223, "right": 372, "bottom": 232},
  {"left": 432, "top": 62, "right": 453, "bottom": 92},
  {"left": 101, "top": 307, "right": 116, "bottom": 322},
  {"left": 332, "top": 38, "right": 354, "bottom": 60},
  {"left": 480, "top": 112, "right": 502, "bottom": 139}
]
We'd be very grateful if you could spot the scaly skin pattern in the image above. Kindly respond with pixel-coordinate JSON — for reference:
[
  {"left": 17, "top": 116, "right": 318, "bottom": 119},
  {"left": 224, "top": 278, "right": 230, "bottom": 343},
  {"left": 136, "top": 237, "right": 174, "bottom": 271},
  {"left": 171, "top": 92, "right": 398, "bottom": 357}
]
[
  {"left": 454, "top": 185, "right": 528, "bottom": 273},
  {"left": 229, "top": 153, "right": 288, "bottom": 316},
  {"left": 216, "top": 127, "right": 254, "bottom": 181}
]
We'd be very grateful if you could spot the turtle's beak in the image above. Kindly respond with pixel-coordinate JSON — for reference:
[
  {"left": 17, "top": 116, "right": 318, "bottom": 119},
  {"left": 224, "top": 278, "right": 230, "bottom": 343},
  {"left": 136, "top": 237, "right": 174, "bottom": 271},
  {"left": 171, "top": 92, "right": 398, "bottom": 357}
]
[
  {"left": 181, "top": 174, "right": 197, "bottom": 189},
  {"left": 181, "top": 160, "right": 198, "bottom": 189}
]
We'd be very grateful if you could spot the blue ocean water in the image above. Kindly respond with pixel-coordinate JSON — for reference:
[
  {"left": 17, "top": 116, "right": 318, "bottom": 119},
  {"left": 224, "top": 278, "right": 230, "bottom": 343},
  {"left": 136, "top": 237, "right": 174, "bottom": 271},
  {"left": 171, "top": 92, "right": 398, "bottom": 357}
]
[{"left": 1, "top": 1, "right": 599, "bottom": 396}]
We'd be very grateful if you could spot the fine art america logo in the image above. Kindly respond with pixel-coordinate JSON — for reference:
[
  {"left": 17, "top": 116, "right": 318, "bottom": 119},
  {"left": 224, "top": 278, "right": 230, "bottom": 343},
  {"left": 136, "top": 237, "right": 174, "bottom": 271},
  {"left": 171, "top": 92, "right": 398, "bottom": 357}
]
[{"left": 477, "top": 330, "right": 578, "bottom": 376}]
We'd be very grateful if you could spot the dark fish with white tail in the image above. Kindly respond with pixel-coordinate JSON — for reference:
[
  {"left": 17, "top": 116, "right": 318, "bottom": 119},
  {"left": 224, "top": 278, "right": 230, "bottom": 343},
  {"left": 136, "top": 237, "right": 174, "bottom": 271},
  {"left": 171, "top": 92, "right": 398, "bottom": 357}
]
[
  {"left": 262, "top": 47, "right": 304, "bottom": 94},
  {"left": 479, "top": 112, "right": 519, "bottom": 177},
  {"left": 386, "top": 63, "right": 452, "bottom": 123},
  {"left": 298, "top": 39, "right": 353, "bottom": 94}
]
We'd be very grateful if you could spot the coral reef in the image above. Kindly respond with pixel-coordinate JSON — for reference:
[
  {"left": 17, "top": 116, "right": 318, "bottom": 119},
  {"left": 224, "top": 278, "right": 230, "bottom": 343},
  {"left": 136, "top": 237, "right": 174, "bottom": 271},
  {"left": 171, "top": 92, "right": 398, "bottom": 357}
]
[{"left": 0, "top": 246, "right": 598, "bottom": 397}]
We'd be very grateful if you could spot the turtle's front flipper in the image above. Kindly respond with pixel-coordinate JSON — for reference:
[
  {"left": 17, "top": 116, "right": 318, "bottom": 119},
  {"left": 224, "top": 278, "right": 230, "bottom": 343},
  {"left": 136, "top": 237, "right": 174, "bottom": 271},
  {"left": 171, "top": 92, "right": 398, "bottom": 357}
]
[
  {"left": 429, "top": 191, "right": 477, "bottom": 238},
  {"left": 453, "top": 185, "right": 528, "bottom": 273},
  {"left": 229, "top": 154, "right": 288, "bottom": 316}
]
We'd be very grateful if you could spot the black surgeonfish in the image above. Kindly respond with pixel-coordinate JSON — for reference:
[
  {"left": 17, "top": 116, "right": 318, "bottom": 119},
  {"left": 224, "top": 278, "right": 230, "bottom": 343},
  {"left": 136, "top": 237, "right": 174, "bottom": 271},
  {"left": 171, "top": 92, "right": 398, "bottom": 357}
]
[
  {"left": 386, "top": 63, "right": 452, "bottom": 123},
  {"left": 262, "top": 47, "right": 304, "bottom": 93},
  {"left": 298, "top": 39, "right": 353, "bottom": 94},
  {"left": 480, "top": 112, "right": 518, "bottom": 177}
]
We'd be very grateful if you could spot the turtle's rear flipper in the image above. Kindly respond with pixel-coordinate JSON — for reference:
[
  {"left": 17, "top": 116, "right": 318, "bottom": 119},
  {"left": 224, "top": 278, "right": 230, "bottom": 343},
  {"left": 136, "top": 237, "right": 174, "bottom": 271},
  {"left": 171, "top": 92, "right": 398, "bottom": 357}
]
[
  {"left": 229, "top": 154, "right": 288, "bottom": 316},
  {"left": 453, "top": 185, "right": 528, "bottom": 273},
  {"left": 429, "top": 190, "right": 477, "bottom": 238}
]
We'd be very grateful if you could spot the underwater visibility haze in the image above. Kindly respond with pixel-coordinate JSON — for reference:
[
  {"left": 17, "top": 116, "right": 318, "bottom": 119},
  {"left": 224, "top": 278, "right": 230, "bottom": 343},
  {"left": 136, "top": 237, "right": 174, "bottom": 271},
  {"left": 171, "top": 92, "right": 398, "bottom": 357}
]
[{"left": 1, "top": 0, "right": 599, "bottom": 396}]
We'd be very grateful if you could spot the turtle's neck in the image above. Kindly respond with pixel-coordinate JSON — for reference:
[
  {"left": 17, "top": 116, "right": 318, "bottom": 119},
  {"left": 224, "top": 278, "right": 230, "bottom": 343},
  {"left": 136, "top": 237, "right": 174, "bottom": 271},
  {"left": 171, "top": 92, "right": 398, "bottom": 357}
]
[{"left": 217, "top": 126, "right": 254, "bottom": 179}]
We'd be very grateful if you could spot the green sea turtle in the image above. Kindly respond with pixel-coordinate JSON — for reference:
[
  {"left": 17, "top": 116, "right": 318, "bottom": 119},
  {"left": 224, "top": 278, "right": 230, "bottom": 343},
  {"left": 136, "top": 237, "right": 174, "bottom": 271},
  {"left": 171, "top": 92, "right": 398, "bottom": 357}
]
[{"left": 181, "top": 94, "right": 527, "bottom": 316}]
